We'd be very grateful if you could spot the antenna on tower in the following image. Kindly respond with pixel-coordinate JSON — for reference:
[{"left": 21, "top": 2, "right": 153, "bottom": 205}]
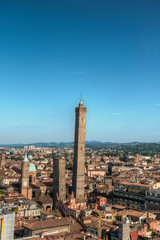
[
  {"left": 79, "top": 93, "right": 84, "bottom": 106},
  {"left": 80, "top": 93, "right": 85, "bottom": 106}
]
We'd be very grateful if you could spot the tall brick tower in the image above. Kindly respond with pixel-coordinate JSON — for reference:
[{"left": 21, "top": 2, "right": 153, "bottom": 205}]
[
  {"left": 72, "top": 100, "right": 87, "bottom": 199},
  {"left": 0, "top": 150, "right": 5, "bottom": 167},
  {"left": 53, "top": 157, "right": 66, "bottom": 208},
  {"left": 21, "top": 153, "right": 29, "bottom": 199},
  {"left": 118, "top": 217, "right": 130, "bottom": 240}
]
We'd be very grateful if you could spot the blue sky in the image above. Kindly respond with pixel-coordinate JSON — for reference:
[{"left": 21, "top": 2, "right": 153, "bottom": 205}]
[{"left": 0, "top": 0, "right": 160, "bottom": 144}]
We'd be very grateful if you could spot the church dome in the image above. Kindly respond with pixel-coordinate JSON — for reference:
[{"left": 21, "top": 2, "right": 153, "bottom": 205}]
[
  {"left": 28, "top": 154, "right": 33, "bottom": 159},
  {"left": 29, "top": 162, "right": 36, "bottom": 172}
]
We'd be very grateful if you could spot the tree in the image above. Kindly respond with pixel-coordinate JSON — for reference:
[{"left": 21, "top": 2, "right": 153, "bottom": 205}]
[{"left": 119, "top": 155, "right": 130, "bottom": 162}]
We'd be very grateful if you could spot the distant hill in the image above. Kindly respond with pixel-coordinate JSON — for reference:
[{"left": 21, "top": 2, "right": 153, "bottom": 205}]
[{"left": 0, "top": 141, "right": 159, "bottom": 148}]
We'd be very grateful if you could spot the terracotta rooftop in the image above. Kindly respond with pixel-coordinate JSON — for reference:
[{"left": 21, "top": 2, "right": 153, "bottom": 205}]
[
  {"left": 41, "top": 211, "right": 55, "bottom": 216},
  {"left": 97, "top": 196, "right": 106, "bottom": 199},
  {"left": 38, "top": 194, "right": 52, "bottom": 204},
  {"left": 22, "top": 232, "right": 90, "bottom": 240},
  {"left": 31, "top": 182, "right": 45, "bottom": 188},
  {"left": 126, "top": 210, "right": 146, "bottom": 218},
  {"left": 112, "top": 204, "right": 126, "bottom": 210},
  {"left": 23, "top": 218, "right": 71, "bottom": 231},
  {"left": 69, "top": 217, "right": 84, "bottom": 233},
  {"left": 115, "top": 180, "right": 156, "bottom": 187}
]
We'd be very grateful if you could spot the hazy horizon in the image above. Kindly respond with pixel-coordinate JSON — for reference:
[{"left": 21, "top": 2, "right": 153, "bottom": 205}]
[{"left": 0, "top": 140, "right": 160, "bottom": 146}]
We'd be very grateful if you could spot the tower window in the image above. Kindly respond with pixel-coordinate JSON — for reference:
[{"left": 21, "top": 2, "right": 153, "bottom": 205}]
[
  {"left": 32, "top": 191, "right": 36, "bottom": 198},
  {"left": 25, "top": 170, "right": 27, "bottom": 176},
  {"left": 29, "top": 176, "right": 32, "bottom": 183}
]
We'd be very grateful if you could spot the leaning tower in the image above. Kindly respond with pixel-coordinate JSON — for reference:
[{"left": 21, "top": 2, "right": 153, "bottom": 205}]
[{"left": 72, "top": 100, "right": 87, "bottom": 199}]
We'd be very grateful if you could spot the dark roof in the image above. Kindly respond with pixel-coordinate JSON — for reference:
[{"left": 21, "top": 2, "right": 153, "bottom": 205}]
[{"left": 38, "top": 194, "right": 53, "bottom": 204}]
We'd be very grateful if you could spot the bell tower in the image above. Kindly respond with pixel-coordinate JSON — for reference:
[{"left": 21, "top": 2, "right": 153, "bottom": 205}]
[{"left": 21, "top": 153, "right": 29, "bottom": 198}]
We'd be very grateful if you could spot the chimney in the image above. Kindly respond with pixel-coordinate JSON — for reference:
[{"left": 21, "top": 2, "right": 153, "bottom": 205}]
[
  {"left": 40, "top": 231, "right": 47, "bottom": 238},
  {"left": 40, "top": 232, "right": 44, "bottom": 238}
]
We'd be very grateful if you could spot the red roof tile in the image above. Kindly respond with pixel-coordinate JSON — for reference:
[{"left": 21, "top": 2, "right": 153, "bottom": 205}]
[{"left": 130, "top": 231, "right": 138, "bottom": 240}]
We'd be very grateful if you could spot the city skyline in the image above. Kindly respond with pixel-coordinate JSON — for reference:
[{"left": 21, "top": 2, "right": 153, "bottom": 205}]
[{"left": 0, "top": 0, "right": 160, "bottom": 144}]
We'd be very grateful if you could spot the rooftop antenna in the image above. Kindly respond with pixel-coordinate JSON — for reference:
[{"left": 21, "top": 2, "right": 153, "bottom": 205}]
[{"left": 79, "top": 93, "right": 84, "bottom": 106}]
